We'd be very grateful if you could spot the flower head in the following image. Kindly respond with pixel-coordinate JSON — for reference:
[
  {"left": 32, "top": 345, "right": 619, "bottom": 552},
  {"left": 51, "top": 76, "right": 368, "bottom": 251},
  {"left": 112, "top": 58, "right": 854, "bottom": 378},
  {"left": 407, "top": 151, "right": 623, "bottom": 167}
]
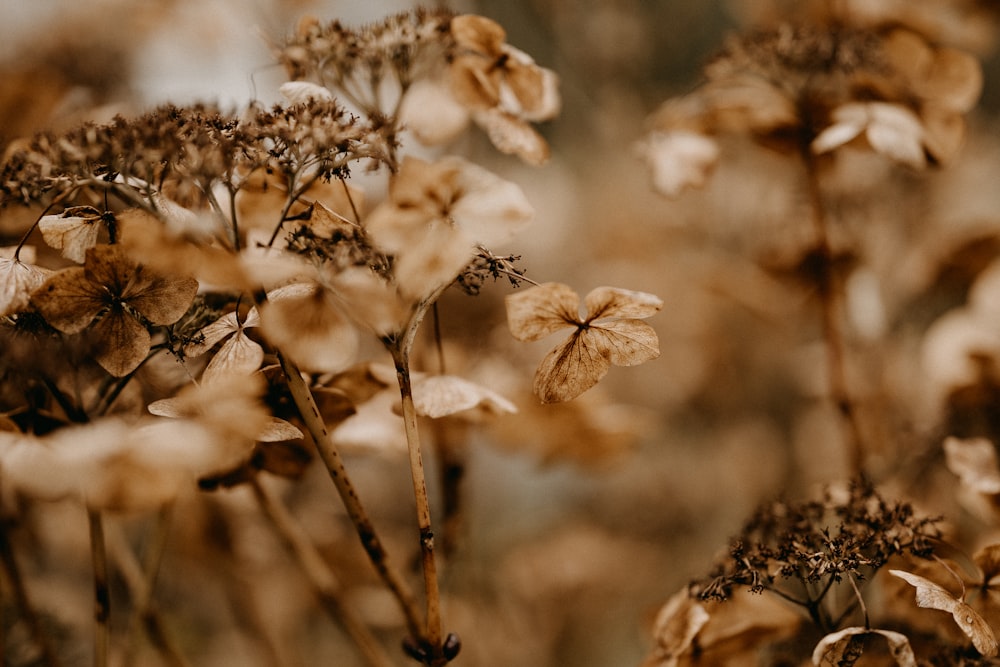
[
  {"left": 506, "top": 282, "right": 662, "bottom": 403},
  {"left": 365, "top": 155, "right": 534, "bottom": 302}
]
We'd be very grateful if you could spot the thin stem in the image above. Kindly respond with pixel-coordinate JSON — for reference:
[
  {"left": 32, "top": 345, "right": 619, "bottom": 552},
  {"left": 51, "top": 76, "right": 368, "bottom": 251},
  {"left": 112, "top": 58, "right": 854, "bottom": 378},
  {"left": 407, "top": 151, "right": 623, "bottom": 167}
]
[
  {"left": 390, "top": 344, "right": 443, "bottom": 653},
  {"left": 847, "top": 573, "right": 869, "bottom": 629},
  {"left": 275, "top": 349, "right": 425, "bottom": 642},
  {"left": 87, "top": 510, "right": 110, "bottom": 667},
  {"left": 250, "top": 477, "right": 393, "bottom": 667},
  {"left": 800, "top": 142, "right": 866, "bottom": 476}
]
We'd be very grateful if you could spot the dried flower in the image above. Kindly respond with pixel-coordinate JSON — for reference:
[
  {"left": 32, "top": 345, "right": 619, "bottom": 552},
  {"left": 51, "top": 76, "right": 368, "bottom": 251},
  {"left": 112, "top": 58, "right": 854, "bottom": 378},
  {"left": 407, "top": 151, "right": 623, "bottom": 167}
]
[
  {"left": 692, "top": 481, "right": 941, "bottom": 603},
  {"left": 31, "top": 244, "right": 198, "bottom": 376},
  {"left": 365, "top": 155, "right": 534, "bottom": 301},
  {"left": 505, "top": 283, "right": 662, "bottom": 403}
]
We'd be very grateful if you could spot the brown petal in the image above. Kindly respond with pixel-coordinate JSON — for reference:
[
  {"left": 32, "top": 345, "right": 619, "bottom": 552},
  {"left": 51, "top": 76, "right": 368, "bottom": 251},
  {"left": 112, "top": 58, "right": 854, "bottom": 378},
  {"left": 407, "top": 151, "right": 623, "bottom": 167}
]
[
  {"left": 890, "top": 569, "right": 999, "bottom": 657},
  {"left": 505, "top": 282, "right": 581, "bottom": 342},
  {"left": 38, "top": 212, "right": 102, "bottom": 263},
  {"left": 91, "top": 308, "right": 152, "bottom": 377},
  {"left": 472, "top": 109, "right": 550, "bottom": 165},
  {"left": 532, "top": 329, "right": 611, "bottom": 403},
  {"left": 585, "top": 286, "right": 664, "bottom": 320},
  {"left": 31, "top": 267, "right": 105, "bottom": 333},
  {"left": 451, "top": 14, "right": 506, "bottom": 53},
  {"left": 974, "top": 543, "right": 1000, "bottom": 584},
  {"left": 812, "top": 627, "right": 916, "bottom": 667},
  {"left": 125, "top": 269, "right": 198, "bottom": 325},
  {"left": 588, "top": 320, "right": 661, "bottom": 368}
]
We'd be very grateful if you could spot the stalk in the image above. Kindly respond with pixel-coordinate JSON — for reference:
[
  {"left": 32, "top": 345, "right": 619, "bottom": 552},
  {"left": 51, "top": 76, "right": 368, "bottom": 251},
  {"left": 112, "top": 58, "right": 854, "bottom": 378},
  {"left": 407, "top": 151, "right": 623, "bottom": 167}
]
[
  {"left": 87, "top": 510, "right": 110, "bottom": 667},
  {"left": 276, "top": 350, "right": 425, "bottom": 642},
  {"left": 799, "top": 139, "right": 866, "bottom": 476}
]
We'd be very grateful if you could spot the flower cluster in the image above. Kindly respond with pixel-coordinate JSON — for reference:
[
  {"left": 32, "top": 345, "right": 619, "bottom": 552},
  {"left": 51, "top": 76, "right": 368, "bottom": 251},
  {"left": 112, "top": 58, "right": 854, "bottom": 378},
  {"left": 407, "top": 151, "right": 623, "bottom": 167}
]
[
  {"left": 692, "top": 480, "right": 941, "bottom": 603},
  {"left": 638, "top": 16, "right": 981, "bottom": 196}
]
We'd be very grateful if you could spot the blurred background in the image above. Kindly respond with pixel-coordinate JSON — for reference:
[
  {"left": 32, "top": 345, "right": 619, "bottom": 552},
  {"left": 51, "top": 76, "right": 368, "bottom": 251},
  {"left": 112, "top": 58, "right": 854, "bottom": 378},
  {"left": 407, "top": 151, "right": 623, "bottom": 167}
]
[{"left": 6, "top": 1, "right": 1000, "bottom": 665}]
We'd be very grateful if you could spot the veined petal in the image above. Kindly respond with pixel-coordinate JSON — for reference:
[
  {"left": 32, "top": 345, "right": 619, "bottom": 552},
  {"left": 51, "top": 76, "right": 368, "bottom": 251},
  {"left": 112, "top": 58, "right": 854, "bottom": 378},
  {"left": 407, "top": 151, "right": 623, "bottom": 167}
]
[
  {"left": 202, "top": 331, "right": 265, "bottom": 383},
  {"left": 505, "top": 282, "right": 582, "bottom": 341},
  {"left": 585, "top": 286, "right": 663, "bottom": 320},
  {"left": 125, "top": 270, "right": 199, "bottom": 325},
  {"left": 532, "top": 329, "right": 611, "bottom": 403},
  {"left": 91, "top": 309, "right": 153, "bottom": 377},
  {"left": 588, "top": 320, "right": 661, "bottom": 367},
  {"left": 31, "top": 267, "right": 105, "bottom": 333}
]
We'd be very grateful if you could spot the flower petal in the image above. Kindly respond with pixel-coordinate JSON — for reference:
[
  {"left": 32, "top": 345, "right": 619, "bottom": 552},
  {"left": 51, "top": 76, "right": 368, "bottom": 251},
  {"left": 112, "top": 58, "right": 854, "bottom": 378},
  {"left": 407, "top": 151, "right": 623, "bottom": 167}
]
[
  {"left": 32, "top": 267, "right": 105, "bottom": 333},
  {"left": 532, "top": 329, "right": 611, "bottom": 403},
  {"left": 38, "top": 212, "right": 102, "bottom": 263},
  {"left": 506, "top": 282, "right": 581, "bottom": 342},
  {"left": 91, "top": 308, "right": 152, "bottom": 377},
  {"left": 585, "top": 286, "right": 663, "bottom": 320},
  {"left": 588, "top": 319, "right": 661, "bottom": 368}
]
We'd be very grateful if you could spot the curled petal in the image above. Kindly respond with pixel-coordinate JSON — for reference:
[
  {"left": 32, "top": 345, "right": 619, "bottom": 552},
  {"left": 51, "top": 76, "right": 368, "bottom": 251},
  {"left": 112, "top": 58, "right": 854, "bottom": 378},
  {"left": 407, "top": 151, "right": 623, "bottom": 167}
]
[
  {"left": 812, "top": 627, "right": 916, "bottom": 667},
  {"left": 412, "top": 375, "right": 517, "bottom": 419},
  {"left": 585, "top": 286, "right": 664, "bottom": 320}
]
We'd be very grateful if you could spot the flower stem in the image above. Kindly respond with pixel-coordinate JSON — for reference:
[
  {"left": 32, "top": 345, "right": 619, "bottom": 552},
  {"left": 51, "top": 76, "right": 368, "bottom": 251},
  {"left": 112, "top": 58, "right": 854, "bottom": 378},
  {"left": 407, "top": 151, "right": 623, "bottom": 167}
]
[
  {"left": 250, "top": 476, "right": 393, "bottom": 667},
  {"left": 87, "top": 509, "right": 110, "bottom": 667},
  {"left": 390, "top": 344, "right": 443, "bottom": 655},
  {"left": 276, "top": 350, "right": 425, "bottom": 643},
  {"left": 800, "top": 142, "right": 866, "bottom": 476}
]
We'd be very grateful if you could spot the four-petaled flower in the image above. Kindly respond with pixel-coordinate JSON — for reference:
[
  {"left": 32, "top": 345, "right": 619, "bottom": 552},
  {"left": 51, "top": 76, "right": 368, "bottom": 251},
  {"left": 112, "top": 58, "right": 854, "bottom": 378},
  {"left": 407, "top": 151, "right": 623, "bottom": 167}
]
[
  {"left": 506, "top": 282, "right": 662, "bottom": 403},
  {"left": 31, "top": 244, "right": 198, "bottom": 376}
]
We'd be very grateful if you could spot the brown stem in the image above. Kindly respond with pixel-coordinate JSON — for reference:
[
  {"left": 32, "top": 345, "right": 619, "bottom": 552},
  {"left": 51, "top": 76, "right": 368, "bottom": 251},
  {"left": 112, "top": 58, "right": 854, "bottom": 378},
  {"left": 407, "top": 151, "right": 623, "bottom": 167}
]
[
  {"left": 800, "top": 143, "right": 866, "bottom": 476},
  {"left": 250, "top": 476, "right": 394, "bottom": 667},
  {"left": 390, "top": 344, "right": 443, "bottom": 654},
  {"left": 276, "top": 350, "right": 425, "bottom": 642},
  {"left": 87, "top": 510, "right": 110, "bottom": 667}
]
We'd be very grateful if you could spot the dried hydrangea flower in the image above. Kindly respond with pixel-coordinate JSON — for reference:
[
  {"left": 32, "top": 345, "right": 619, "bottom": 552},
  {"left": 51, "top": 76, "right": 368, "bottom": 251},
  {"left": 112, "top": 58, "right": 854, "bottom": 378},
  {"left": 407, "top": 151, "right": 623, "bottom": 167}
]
[
  {"left": 640, "top": 20, "right": 982, "bottom": 197},
  {"left": 31, "top": 244, "right": 198, "bottom": 376},
  {"left": 365, "top": 155, "right": 534, "bottom": 302},
  {"left": 506, "top": 283, "right": 662, "bottom": 403}
]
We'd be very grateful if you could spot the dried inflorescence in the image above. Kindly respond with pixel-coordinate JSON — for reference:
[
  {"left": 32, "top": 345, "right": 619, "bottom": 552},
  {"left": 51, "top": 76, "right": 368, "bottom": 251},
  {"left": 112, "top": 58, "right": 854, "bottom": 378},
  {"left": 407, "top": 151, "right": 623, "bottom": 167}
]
[
  {"left": 692, "top": 480, "right": 941, "bottom": 603},
  {"left": 638, "top": 17, "right": 982, "bottom": 197}
]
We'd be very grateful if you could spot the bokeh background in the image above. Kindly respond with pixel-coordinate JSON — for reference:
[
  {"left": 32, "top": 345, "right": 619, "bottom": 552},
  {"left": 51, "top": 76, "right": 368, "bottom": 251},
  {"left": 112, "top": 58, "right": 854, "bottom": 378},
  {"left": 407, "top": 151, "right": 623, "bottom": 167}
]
[{"left": 6, "top": 1, "right": 1000, "bottom": 665}]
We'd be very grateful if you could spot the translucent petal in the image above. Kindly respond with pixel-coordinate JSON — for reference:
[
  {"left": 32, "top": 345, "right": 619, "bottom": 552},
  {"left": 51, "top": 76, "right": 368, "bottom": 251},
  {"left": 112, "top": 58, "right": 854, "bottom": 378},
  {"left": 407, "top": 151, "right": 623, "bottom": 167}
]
[{"left": 505, "top": 282, "right": 581, "bottom": 342}]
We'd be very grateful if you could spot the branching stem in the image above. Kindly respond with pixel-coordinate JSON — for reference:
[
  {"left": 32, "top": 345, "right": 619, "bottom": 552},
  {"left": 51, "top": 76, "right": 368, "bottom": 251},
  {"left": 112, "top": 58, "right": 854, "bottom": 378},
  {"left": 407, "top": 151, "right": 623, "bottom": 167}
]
[{"left": 276, "top": 349, "right": 425, "bottom": 642}]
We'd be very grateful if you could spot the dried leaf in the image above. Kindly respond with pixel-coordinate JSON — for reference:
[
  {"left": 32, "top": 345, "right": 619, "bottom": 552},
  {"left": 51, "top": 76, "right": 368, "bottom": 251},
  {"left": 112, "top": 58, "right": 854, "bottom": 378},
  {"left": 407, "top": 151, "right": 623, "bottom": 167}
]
[
  {"left": 890, "top": 569, "right": 999, "bottom": 656},
  {"left": 811, "top": 627, "right": 916, "bottom": 667}
]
